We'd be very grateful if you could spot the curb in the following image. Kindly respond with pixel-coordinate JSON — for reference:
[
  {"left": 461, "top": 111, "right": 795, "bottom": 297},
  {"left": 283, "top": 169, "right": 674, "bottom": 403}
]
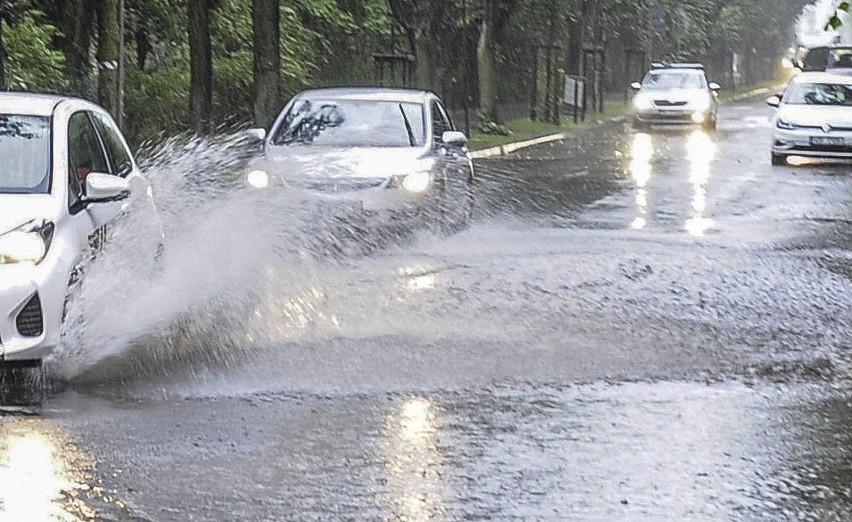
[
  {"left": 470, "top": 85, "right": 783, "bottom": 160},
  {"left": 470, "top": 113, "right": 627, "bottom": 160},
  {"left": 724, "top": 84, "right": 783, "bottom": 102}
]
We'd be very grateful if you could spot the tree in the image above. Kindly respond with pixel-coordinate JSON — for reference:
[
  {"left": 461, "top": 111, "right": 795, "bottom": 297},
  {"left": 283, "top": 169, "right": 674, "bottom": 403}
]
[
  {"left": 96, "top": 0, "right": 119, "bottom": 118},
  {"left": 188, "top": 0, "right": 215, "bottom": 134},
  {"left": 478, "top": 0, "right": 498, "bottom": 121},
  {"left": 252, "top": 0, "right": 280, "bottom": 128}
]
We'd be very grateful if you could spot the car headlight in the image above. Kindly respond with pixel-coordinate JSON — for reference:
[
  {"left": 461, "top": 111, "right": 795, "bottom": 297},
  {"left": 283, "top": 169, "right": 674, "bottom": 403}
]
[
  {"left": 776, "top": 118, "right": 797, "bottom": 130},
  {"left": 401, "top": 171, "right": 432, "bottom": 193},
  {"left": 0, "top": 222, "right": 53, "bottom": 265},
  {"left": 633, "top": 94, "right": 653, "bottom": 111},
  {"left": 247, "top": 169, "right": 269, "bottom": 189}
]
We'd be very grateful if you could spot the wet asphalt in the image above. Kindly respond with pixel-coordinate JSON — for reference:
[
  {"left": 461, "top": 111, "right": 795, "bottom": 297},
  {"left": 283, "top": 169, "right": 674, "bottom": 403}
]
[{"left": 3, "top": 96, "right": 852, "bottom": 521}]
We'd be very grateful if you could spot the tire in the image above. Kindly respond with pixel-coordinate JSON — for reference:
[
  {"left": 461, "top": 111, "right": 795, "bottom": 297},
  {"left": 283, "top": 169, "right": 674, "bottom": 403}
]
[
  {"left": 437, "top": 173, "right": 475, "bottom": 234},
  {"left": 771, "top": 153, "right": 787, "bottom": 166},
  {"left": 0, "top": 361, "right": 45, "bottom": 407},
  {"left": 633, "top": 118, "right": 651, "bottom": 131},
  {"left": 703, "top": 116, "right": 717, "bottom": 131}
]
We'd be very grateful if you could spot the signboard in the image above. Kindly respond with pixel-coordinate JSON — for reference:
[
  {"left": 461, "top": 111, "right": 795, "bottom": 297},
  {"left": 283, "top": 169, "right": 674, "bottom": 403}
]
[{"left": 564, "top": 76, "right": 585, "bottom": 107}]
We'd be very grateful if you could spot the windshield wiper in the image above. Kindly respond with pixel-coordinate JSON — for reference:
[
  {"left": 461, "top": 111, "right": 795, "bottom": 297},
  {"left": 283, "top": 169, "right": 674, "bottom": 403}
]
[{"left": 399, "top": 104, "right": 416, "bottom": 147}]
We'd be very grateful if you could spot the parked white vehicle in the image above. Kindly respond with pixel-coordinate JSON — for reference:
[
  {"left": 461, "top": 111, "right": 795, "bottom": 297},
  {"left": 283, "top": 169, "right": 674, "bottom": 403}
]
[
  {"left": 767, "top": 72, "right": 852, "bottom": 165},
  {"left": 0, "top": 93, "right": 162, "bottom": 369}
]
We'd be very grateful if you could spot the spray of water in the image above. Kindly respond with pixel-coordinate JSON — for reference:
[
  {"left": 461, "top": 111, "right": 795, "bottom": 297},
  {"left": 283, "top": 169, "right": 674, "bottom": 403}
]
[{"left": 797, "top": 0, "right": 850, "bottom": 47}]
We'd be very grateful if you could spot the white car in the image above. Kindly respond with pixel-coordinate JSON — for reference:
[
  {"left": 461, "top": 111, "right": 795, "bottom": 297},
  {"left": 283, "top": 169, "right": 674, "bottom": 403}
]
[
  {"left": 0, "top": 93, "right": 162, "bottom": 370},
  {"left": 244, "top": 88, "right": 475, "bottom": 231},
  {"left": 768, "top": 72, "right": 852, "bottom": 165},
  {"left": 631, "top": 63, "right": 721, "bottom": 130}
]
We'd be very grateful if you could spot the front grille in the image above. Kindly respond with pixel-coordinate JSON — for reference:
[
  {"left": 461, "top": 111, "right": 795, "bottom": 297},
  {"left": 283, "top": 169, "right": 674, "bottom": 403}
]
[
  {"left": 16, "top": 294, "right": 43, "bottom": 337},
  {"left": 298, "top": 178, "right": 386, "bottom": 193},
  {"left": 653, "top": 100, "right": 688, "bottom": 107},
  {"left": 804, "top": 144, "right": 852, "bottom": 153}
]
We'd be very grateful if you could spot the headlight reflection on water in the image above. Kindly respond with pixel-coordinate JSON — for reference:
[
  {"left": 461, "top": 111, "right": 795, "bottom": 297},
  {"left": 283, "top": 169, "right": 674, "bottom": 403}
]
[
  {"left": 629, "top": 133, "right": 654, "bottom": 230},
  {"left": 685, "top": 130, "right": 716, "bottom": 237},
  {"left": 0, "top": 419, "right": 117, "bottom": 521},
  {"left": 381, "top": 397, "right": 447, "bottom": 521}
]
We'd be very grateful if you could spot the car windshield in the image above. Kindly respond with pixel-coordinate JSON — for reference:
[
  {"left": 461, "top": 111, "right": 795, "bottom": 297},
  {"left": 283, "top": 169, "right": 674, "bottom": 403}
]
[
  {"left": 642, "top": 71, "right": 705, "bottom": 90},
  {"left": 0, "top": 114, "right": 50, "bottom": 194},
  {"left": 784, "top": 82, "right": 852, "bottom": 106},
  {"left": 271, "top": 98, "right": 426, "bottom": 147}
]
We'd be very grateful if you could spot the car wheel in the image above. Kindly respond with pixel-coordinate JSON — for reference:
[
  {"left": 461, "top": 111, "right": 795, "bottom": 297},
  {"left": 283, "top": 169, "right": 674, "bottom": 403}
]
[
  {"left": 703, "top": 116, "right": 717, "bottom": 131},
  {"left": 771, "top": 153, "right": 787, "bottom": 166},
  {"left": 0, "top": 361, "right": 45, "bottom": 407},
  {"left": 438, "top": 173, "right": 475, "bottom": 234}
]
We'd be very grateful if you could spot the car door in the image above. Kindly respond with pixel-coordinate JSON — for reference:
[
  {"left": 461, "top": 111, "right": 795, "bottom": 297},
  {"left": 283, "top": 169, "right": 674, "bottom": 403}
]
[
  {"left": 67, "top": 111, "right": 124, "bottom": 238},
  {"left": 89, "top": 110, "right": 164, "bottom": 260},
  {"left": 431, "top": 100, "right": 473, "bottom": 184}
]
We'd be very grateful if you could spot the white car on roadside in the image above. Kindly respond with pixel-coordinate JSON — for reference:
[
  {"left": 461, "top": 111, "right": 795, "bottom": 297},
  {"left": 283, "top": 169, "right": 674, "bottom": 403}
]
[
  {"left": 0, "top": 93, "right": 162, "bottom": 370},
  {"left": 768, "top": 72, "right": 852, "bottom": 165}
]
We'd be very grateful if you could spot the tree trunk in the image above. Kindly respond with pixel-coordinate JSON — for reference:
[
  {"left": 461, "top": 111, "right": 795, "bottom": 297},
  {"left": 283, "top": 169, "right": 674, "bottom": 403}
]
[
  {"left": 415, "top": 40, "right": 433, "bottom": 91},
  {"left": 188, "top": 0, "right": 214, "bottom": 135},
  {"left": 96, "top": 0, "right": 119, "bottom": 118},
  {"left": 252, "top": 0, "right": 280, "bottom": 129},
  {"left": 0, "top": 19, "right": 6, "bottom": 90},
  {"left": 55, "top": 0, "right": 96, "bottom": 97},
  {"left": 477, "top": 0, "right": 498, "bottom": 123}
]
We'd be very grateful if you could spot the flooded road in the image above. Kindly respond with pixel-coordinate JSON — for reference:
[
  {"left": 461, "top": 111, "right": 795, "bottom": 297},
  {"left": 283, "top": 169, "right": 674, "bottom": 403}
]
[{"left": 4, "top": 96, "right": 852, "bottom": 520}]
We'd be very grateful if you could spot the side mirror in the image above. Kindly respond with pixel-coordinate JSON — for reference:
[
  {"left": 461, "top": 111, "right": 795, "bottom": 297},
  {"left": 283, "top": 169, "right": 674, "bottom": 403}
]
[
  {"left": 765, "top": 95, "right": 781, "bottom": 108},
  {"left": 441, "top": 130, "right": 468, "bottom": 147},
  {"left": 708, "top": 82, "right": 721, "bottom": 91},
  {"left": 245, "top": 128, "right": 267, "bottom": 142},
  {"left": 630, "top": 82, "right": 642, "bottom": 90},
  {"left": 85, "top": 172, "right": 130, "bottom": 202}
]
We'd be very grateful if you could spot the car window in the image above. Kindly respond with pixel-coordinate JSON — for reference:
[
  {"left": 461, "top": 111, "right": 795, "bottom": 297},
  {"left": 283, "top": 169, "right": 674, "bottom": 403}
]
[
  {"left": 91, "top": 112, "right": 134, "bottom": 177},
  {"left": 642, "top": 71, "right": 705, "bottom": 90},
  {"left": 68, "top": 111, "right": 109, "bottom": 210},
  {"left": 0, "top": 114, "right": 50, "bottom": 194},
  {"left": 432, "top": 101, "right": 452, "bottom": 144},
  {"left": 785, "top": 82, "right": 852, "bottom": 106},
  {"left": 272, "top": 98, "right": 426, "bottom": 147}
]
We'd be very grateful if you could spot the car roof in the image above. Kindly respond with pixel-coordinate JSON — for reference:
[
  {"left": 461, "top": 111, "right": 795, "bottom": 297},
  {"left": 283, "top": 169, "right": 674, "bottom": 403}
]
[
  {"left": 791, "top": 72, "right": 852, "bottom": 85},
  {"left": 0, "top": 92, "right": 79, "bottom": 116},
  {"left": 294, "top": 87, "right": 433, "bottom": 104}
]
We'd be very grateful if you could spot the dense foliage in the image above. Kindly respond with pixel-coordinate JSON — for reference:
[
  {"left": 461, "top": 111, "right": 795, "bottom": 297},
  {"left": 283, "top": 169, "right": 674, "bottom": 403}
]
[{"left": 0, "top": 0, "right": 811, "bottom": 143}]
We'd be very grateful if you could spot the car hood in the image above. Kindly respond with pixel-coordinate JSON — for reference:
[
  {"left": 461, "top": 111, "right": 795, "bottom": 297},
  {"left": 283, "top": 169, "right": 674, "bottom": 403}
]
[
  {"left": 255, "top": 146, "right": 436, "bottom": 192},
  {"left": 778, "top": 104, "right": 852, "bottom": 127},
  {"left": 0, "top": 194, "right": 57, "bottom": 236}
]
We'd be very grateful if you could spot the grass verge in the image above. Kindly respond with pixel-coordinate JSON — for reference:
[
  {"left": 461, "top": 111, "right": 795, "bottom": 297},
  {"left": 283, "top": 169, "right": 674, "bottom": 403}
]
[
  {"left": 468, "top": 79, "right": 785, "bottom": 152},
  {"left": 468, "top": 102, "right": 631, "bottom": 151}
]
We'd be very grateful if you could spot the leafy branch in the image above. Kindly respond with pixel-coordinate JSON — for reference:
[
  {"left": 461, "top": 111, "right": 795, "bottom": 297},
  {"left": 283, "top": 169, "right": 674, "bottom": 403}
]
[{"left": 826, "top": 1, "right": 850, "bottom": 30}]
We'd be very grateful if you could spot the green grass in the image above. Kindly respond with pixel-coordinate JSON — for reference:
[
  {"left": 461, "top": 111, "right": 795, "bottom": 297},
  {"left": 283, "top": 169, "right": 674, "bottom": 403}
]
[
  {"left": 719, "top": 79, "right": 784, "bottom": 101},
  {"left": 468, "top": 102, "right": 631, "bottom": 151},
  {"left": 468, "top": 79, "right": 785, "bottom": 152}
]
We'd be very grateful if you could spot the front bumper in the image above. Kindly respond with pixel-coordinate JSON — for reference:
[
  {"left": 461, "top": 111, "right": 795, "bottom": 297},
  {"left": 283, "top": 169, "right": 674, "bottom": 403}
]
[
  {"left": 772, "top": 127, "right": 852, "bottom": 158},
  {"left": 0, "top": 261, "right": 67, "bottom": 362},
  {"left": 635, "top": 108, "right": 713, "bottom": 125}
]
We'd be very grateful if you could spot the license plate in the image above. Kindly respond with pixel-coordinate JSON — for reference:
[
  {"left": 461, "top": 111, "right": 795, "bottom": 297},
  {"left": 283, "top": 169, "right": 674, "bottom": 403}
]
[{"left": 810, "top": 136, "right": 845, "bottom": 146}]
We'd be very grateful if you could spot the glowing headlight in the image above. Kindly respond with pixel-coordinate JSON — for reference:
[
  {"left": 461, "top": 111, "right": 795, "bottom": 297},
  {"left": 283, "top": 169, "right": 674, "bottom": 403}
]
[
  {"left": 401, "top": 171, "right": 432, "bottom": 193},
  {"left": 633, "top": 94, "right": 654, "bottom": 111},
  {"left": 0, "top": 230, "right": 48, "bottom": 265},
  {"left": 247, "top": 169, "right": 269, "bottom": 189}
]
